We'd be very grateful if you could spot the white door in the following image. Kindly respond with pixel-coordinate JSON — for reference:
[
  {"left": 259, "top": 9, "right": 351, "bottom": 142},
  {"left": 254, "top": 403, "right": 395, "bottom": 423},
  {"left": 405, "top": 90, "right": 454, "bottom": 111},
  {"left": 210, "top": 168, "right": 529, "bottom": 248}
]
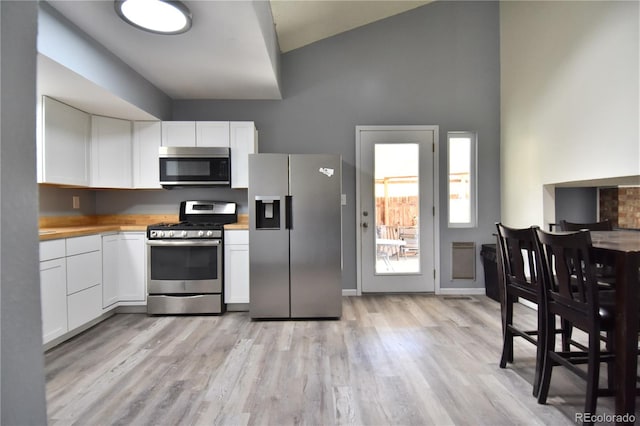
[{"left": 356, "top": 126, "right": 438, "bottom": 293}]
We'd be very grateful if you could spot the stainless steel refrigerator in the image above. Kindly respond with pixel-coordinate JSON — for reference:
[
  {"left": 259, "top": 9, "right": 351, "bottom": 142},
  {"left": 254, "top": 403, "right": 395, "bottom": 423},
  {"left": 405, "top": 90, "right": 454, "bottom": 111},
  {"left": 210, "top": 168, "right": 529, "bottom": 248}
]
[{"left": 249, "top": 154, "right": 342, "bottom": 319}]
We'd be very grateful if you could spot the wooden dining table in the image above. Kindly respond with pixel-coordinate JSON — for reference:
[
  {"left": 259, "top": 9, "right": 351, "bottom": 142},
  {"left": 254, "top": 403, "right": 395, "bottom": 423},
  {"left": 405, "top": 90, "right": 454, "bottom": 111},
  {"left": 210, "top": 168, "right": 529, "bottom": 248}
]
[{"left": 590, "top": 230, "right": 640, "bottom": 424}]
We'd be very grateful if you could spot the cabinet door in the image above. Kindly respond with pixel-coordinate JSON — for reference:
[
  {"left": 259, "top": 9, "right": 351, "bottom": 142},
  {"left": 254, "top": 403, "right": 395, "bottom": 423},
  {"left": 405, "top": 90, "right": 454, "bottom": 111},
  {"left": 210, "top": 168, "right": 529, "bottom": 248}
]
[
  {"left": 102, "top": 234, "right": 119, "bottom": 308},
  {"left": 224, "top": 231, "right": 250, "bottom": 304},
  {"left": 118, "top": 233, "right": 146, "bottom": 302},
  {"left": 196, "top": 121, "right": 230, "bottom": 147},
  {"left": 230, "top": 122, "right": 258, "bottom": 188},
  {"left": 161, "top": 121, "right": 195, "bottom": 147},
  {"left": 132, "top": 121, "right": 162, "bottom": 189},
  {"left": 40, "top": 258, "right": 68, "bottom": 344},
  {"left": 40, "top": 96, "right": 91, "bottom": 186},
  {"left": 91, "top": 116, "right": 132, "bottom": 188},
  {"left": 68, "top": 285, "right": 102, "bottom": 330}
]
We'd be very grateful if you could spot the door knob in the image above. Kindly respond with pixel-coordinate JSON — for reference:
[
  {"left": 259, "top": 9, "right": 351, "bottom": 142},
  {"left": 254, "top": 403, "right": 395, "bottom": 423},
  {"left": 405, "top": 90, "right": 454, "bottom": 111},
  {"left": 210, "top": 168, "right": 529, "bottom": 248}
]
[
  {"left": 363, "top": 211, "right": 369, "bottom": 217},
  {"left": 362, "top": 222, "right": 368, "bottom": 228}
]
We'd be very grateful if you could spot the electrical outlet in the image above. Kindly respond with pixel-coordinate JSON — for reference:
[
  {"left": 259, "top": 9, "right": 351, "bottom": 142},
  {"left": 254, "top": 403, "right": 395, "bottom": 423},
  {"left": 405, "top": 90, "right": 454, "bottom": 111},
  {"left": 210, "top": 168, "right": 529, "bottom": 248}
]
[{"left": 72, "top": 196, "right": 80, "bottom": 209}]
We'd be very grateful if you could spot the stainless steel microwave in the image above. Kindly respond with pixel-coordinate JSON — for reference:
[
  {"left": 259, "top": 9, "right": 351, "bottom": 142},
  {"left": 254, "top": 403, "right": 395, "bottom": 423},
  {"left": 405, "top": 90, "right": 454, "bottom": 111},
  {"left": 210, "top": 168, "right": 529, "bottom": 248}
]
[{"left": 159, "top": 146, "right": 231, "bottom": 188}]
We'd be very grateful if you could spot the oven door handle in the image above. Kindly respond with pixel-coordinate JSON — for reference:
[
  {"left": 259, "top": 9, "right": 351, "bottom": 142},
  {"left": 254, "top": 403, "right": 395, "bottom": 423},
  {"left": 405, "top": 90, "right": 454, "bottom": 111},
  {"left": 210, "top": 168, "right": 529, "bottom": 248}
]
[{"left": 147, "top": 240, "right": 221, "bottom": 247}]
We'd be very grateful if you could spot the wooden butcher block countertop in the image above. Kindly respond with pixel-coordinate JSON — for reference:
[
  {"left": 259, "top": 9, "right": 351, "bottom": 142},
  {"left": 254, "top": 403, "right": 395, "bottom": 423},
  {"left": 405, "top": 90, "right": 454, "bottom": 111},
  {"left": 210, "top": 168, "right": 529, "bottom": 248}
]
[{"left": 39, "top": 214, "right": 249, "bottom": 240}]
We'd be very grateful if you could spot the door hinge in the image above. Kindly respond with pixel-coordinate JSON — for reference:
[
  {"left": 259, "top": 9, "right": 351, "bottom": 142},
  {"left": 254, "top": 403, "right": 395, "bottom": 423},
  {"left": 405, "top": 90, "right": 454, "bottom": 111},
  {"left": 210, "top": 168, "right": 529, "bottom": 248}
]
[
  {"left": 433, "top": 206, "right": 435, "bottom": 216},
  {"left": 434, "top": 269, "right": 436, "bottom": 279},
  {"left": 432, "top": 142, "right": 435, "bottom": 153}
]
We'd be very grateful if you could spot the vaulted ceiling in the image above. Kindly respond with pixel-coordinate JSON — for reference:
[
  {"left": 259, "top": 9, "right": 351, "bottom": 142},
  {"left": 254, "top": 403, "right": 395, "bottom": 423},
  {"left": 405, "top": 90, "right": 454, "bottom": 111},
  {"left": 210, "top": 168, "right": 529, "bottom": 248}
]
[{"left": 39, "top": 0, "right": 431, "bottom": 118}]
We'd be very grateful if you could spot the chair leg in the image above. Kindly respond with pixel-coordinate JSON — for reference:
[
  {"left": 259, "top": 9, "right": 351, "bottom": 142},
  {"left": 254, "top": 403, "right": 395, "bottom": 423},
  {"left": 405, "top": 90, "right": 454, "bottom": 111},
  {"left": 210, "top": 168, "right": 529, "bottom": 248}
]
[
  {"left": 583, "top": 332, "right": 600, "bottom": 425},
  {"left": 537, "top": 311, "right": 555, "bottom": 404},
  {"left": 500, "top": 296, "right": 514, "bottom": 368},
  {"left": 533, "top": 301, "right": 546, "bottom": 397},
  {"left": 605, "top": 330, "right": 616, "bottom": 391}
]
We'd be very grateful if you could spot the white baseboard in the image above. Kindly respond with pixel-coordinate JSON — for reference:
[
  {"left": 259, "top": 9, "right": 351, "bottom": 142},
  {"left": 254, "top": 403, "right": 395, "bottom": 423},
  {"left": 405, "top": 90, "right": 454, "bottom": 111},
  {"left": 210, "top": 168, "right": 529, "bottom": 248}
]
[
  {"left": 437, "top": 287, "right": 487, "bottom": 296},
  {"left": 342, "top": 289, "right": 358, "bottom": 297}
]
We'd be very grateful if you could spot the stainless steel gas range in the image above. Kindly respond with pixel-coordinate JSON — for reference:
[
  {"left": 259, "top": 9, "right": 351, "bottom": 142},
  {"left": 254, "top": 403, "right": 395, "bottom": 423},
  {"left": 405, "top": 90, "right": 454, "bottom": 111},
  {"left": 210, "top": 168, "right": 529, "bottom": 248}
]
[{"left": 146, "top": 200, "right": 237, "bottom": 315}]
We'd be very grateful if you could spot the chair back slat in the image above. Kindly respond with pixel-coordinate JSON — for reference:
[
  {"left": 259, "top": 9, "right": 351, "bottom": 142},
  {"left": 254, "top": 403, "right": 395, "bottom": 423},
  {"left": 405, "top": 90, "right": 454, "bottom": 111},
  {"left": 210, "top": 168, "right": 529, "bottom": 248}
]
[
  {"left": 496, "top": 224, "right": 540, "bottom": 296},
  {"left": 534, "top": 229, "right": 600, "bottom": 327}
]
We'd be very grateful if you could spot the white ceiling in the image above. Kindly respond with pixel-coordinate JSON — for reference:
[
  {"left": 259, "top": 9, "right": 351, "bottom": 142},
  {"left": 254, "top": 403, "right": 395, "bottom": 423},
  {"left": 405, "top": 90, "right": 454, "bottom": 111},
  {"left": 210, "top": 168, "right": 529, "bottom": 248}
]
[
  {"left": 39, "top": 0, "right": 431, "bottom": 117},
  {"left": 271, "top": 0, "right": 431, "bottom": 53}
]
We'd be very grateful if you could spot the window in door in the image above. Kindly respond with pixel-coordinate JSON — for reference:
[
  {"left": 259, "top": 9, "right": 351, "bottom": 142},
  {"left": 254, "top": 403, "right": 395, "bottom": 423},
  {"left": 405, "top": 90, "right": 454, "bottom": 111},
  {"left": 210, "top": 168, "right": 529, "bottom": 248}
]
[{"left": 374, "top": 143, "right": 420, "bottom": 274}]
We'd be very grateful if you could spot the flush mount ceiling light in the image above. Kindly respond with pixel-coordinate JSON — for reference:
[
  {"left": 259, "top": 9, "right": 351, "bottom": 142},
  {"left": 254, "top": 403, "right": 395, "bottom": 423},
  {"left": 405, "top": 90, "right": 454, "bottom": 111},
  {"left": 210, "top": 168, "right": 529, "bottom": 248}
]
[{"left": 114, "top": 0, "right": 192, "bottom": 35}]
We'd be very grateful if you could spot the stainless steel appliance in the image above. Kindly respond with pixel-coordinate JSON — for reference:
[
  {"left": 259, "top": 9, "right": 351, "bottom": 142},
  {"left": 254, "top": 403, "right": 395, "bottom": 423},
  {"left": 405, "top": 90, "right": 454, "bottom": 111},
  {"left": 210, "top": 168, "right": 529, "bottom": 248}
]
[
  {"left": 249, "top": 154, "right": 342, "bottom": 319},
  {"left": 147, "top": 200, "right": 237, "bottom": 314},
  {"left": 159, "top": 146, "right": 231, "bottom": 188}
]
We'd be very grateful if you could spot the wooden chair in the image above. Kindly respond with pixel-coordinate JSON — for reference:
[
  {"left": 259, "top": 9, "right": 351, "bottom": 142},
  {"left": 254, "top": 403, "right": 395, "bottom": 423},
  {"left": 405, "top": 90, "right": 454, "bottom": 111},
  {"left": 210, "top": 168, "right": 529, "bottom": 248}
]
[
  {"left": 495, "top": 223, "right": 548, "bottom": 396},
  {"left": 558, "top": 219, "right": 616, "bottom": 350},
  {"left": 534, "top": 229, "right": 616, "bottom": 424}
]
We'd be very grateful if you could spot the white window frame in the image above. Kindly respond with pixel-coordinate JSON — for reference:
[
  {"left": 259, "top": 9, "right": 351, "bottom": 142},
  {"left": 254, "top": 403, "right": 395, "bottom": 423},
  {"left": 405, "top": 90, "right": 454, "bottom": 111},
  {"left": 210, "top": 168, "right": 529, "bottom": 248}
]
[{"left": 447, "top": 131, "right": 477, "bottom": 228}]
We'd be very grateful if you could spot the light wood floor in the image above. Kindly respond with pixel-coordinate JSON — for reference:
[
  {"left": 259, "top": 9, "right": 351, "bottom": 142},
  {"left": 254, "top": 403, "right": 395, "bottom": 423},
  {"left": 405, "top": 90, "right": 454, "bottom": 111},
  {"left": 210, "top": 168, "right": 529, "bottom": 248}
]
[{"left": 45, "top": 295, "right": 635, "bottom": 425}]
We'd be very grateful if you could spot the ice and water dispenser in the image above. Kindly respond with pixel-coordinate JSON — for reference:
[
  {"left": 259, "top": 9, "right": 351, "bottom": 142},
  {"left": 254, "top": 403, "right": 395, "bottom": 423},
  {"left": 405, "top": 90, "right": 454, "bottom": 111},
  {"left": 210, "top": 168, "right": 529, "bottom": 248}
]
[{"left": 255, "top": 196, "right": 281, "bottom": 229}]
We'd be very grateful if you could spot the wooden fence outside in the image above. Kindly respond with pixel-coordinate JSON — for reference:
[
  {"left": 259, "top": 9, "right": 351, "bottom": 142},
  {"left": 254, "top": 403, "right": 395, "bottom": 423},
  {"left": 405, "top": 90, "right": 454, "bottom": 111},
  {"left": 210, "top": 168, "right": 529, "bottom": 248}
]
[{"left": 375, "top": 196, "right": 419, "bottom": 227}]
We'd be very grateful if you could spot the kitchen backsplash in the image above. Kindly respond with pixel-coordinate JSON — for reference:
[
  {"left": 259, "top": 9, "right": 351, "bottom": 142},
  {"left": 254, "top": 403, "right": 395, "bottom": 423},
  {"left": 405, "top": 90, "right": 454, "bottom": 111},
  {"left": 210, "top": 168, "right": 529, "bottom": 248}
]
[
  {"left": 39, "top": 185, "right": 249, "bottom": 217},
  {"left": 599, "top": 187, "right": 640, "bottom": 229}
]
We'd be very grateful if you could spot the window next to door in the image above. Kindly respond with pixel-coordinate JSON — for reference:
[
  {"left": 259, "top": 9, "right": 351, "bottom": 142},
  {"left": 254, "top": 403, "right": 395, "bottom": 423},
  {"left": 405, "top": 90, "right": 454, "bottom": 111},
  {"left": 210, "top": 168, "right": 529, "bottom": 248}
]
[{"left": 448, "top": 131, "right": 477, "bottom": 228}]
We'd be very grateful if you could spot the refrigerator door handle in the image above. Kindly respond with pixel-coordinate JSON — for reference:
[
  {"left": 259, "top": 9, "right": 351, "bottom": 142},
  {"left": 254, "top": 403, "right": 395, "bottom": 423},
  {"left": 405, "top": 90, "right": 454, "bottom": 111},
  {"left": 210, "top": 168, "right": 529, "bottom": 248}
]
[{"left": 285, "top": 195, "right": 293, "bottom": 229}]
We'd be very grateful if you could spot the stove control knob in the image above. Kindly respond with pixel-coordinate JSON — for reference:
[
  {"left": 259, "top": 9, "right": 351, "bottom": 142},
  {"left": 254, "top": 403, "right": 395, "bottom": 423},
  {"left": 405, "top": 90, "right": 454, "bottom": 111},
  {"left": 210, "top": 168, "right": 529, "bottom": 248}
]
[
  {"left": 206, "top": 230, "right": 213, "bottom": 237},
  {"left": 157, "top": 231, "right": 164, "bottom": 238},
  {"left": 168, "top": 231, "right": 174, "bottom": 237},
  {"left": 198, "top": 231, "right": 205, "bottom": 237},
  {"left": 181, "top": 231, "right": 188, "bottom": 237}
]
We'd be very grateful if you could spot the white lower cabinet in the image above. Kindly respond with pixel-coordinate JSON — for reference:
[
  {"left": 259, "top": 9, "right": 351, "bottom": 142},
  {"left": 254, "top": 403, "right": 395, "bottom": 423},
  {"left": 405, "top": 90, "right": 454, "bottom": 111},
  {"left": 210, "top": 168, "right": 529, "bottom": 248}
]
[
  {"left": 40, "top": 257, "right": 68, "bottom": 344},
  {"left": 118, "top": 232, "right": 146, "bottom": 303},
  {"left": 40, "top": 232, "right": 146, "bottom": 347},
  {"left": 224, "top": 230, "right": 249, "bottom": 304},
  {"left": 102, "top": 234, "right": 120, "bottom": 308},
  {"left": 102, "top": 232, "right": 146, "bottom": 308},
  {"left": 65, "top": 235, "right": 102, "bottom": 330}
]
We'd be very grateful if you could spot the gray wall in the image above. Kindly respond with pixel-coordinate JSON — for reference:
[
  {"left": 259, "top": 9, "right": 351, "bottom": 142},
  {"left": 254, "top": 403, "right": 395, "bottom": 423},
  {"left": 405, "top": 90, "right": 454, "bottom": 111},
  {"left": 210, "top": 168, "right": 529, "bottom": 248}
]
[
  {"left": 174, "top": 1, "right": 501, "bottom": 290},
  {"left": 555, "top": 187, "right": 598, "bottom": 225},
  {"left": 1, "top": 1, "right": 48, "bottom": 424},
  {"left": 39, "top": 186, "right": 97, "bottom": 216}
]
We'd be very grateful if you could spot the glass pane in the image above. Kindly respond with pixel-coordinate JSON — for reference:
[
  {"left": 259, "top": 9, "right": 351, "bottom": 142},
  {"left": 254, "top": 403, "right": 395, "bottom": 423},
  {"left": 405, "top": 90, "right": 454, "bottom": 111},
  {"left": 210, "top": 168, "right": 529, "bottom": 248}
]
[
  {"left": 374, "top": 143, "right": 420, "bottom": 274},
  {"left": 449, "top": 137, "right": 471, "bottom": 224}
]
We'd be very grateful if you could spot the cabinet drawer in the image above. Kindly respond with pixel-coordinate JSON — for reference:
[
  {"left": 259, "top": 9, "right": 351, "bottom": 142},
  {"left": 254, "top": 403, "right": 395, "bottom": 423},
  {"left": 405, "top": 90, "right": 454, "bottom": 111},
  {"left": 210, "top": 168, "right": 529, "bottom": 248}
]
[
  {"left": 224, "top": 230, "right": 248, "bottom": 245},
  {"left": 67, "top": 251, "right": 102, "bottom": 294},
  {"left": 40, "top": 239, "right": 65, "bottom": 261},
  {"left": 67, "top": 284, "right": 102, "bottom": 330},
  {"left": 66, "top": 234, "right": 101, "bottom": 256}
]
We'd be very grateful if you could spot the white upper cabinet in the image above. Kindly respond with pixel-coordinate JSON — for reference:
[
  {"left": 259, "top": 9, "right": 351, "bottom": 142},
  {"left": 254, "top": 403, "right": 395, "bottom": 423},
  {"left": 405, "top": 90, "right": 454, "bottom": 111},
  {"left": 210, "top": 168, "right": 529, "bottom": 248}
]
[
  {"left": 161, "top": 121, "right": 195, "bottom": 147},
  {"left": 230, "top": 121, "right": 258, "bottom": 188},
  {"left": 91, "top": 115, "right": 132, "bottom": 188},
  {"left": 132, "top": 121, "right": 162, "bottom": 189},
  {"left": 39, "top": 96, "right": 91, "bottom": 186},
  {"left": 196, "top": 121, "right": 230, "bottom": 147},
  {"left": 162, "top": 121, "right": 230, "bottom": 147}
]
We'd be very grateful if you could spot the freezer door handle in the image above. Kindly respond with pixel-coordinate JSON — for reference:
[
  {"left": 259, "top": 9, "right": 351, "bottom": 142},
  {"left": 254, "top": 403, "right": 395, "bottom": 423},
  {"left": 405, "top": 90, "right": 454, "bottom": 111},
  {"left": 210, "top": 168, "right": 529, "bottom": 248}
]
[{"left": 285, "top": 195, "right": 293, "bottom": 229}]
